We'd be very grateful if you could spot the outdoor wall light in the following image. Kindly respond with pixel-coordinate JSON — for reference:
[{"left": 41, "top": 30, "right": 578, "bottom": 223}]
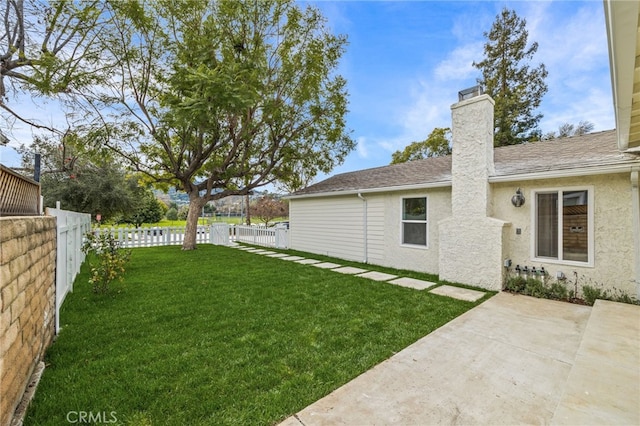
[{"left": 511, "top": 188, "right": 525, "bottom": 207}]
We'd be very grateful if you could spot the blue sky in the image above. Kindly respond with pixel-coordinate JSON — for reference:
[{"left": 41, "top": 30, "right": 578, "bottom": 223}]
[{"left": 1, "top": 1, "right": 613, "bottom": 183}]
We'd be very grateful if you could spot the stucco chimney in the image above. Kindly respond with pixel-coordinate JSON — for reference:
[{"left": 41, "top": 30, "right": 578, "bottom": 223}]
[
  {"left": 450, "top": 89, "right": 495, "bottom": 218},
  {"left": 439, "top": 89, "right": 508, "bottom": 291}
]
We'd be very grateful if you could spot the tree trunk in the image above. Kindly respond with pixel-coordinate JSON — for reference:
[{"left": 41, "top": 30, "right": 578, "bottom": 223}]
[
  {"left": 182, "top": 193, "right": 206, "bottom": 250},
  {"left": 245, "top": 193, "right": 251, "bottom": 225}
]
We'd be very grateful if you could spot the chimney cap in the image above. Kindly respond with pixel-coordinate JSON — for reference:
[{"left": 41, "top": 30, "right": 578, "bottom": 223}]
[{"left": 458, "top": 85, "right": 484, "bottom": 102}]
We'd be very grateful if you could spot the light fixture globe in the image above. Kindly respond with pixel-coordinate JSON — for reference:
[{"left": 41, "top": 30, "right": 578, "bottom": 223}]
[{"left": 511, "top": 188, "right": 525, "bottom": 207}]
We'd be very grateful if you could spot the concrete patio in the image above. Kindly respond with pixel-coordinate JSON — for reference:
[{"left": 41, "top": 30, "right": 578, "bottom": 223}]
[{"left": 280, "top": 293, "right": 640, "bottom": 426}]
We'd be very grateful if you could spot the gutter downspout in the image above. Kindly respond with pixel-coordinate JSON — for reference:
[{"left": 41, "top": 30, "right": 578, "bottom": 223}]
[
  {"left": 631, "top": 170, "right": 640, "bottom": 298},
  {"left": 357, "top": 192, "right": 368, "bottom": 263}
]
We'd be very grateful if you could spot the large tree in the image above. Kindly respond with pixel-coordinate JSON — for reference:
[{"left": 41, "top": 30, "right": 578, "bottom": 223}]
[
  {"left": 79, "top": 0, "right": 353, "bottom": 249},
  {"left": 390, "top": 127, "right": 451, "bottom": 164},
  {"left": 473, "top": 8, "right": 548, "bottom": 146},
  {"left": 1, "top": 0, "right": 114, "bottom": 132}
]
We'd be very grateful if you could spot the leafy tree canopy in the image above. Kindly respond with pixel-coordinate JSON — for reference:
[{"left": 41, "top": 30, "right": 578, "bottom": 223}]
[
  {"left": 18, "top": 133, "right": 155, "bottom": 222},
  {"left": 74, "top": 0, "right": 354, "bottom": 249},
  {"left": 1, "top": 0, "right": 116, "bottom": 133},
  {"left": 250, "top": 195, "right": 289, "bottom": 226},
  {"left": 474, "top": 8, "right": 548, "bottom": 146},
  {"left": 390, "top": 128, "right": 451, "bottom": 164}
]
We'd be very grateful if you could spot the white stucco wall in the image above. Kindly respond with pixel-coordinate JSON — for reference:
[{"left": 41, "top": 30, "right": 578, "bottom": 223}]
[
  {"left": 491, "top": 173, "right": 638, "bottom": 296},
  {"left": 374, "top": 188, "right": 450, "bottom": 274},
  {"left": 439, "top": 93, "right": 509, "bottom": 290},
  {"left": 450, "top": 94, "right": 495, "bottom": 218},
  {"left": 439, "top": 217, "right": 510, "bottom": 290}
]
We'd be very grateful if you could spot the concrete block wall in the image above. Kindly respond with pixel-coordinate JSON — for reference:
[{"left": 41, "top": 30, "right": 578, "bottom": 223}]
[{"left": 0, "top": 216, "right": 56, "bottom": 426}]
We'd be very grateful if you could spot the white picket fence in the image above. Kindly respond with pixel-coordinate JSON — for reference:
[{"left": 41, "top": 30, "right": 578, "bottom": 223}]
[
  {"left": 233, "top": 224, "right": 289, "bottom": 248},
  {"left": 98, "top": 223, "right": 289, "bottom": 249},
  {"left": 95, "top": 225, "right": 213, "bottom": 247},
  {"left": 47, "top": 206, "right": 92, "bottom": 333}
]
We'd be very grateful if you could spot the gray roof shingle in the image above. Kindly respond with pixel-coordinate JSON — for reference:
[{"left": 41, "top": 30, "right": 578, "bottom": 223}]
[{"left": 292, "top": 130, "right": 640, "bottom": 197}]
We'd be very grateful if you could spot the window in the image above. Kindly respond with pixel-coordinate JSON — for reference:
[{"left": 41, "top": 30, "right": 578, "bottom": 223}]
[
  {"left": 534, "top": 188, "right": 592, "bottom": 265},
  {"left": 402, "top": 197, "right": 427, "bottom": 246}
]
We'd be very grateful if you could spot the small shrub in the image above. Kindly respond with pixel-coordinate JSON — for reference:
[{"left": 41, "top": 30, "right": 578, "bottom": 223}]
[
  {"left": 82, "top": 231, "right": 131, "bottom": 293},
  {"left": 504, "top": 276, "right": 526, "bottom": 293},
  {"left": 524, "top": 278, "right": 547, "bottom": 298},
  {"left": 581, "top": 283, "right": 639, "bottom": 306},
  {"left": 610, "top": 290, "right": 639, "bottom": 305},
  {"left": 548, "top": 282, "right": 568, "bottom": 301},
  {"left": 582, "top": 284, "right": 608, "bottom": 306}
]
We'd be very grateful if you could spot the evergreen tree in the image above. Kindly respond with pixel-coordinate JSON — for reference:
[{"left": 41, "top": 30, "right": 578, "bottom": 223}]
[{"left": 474, "top": 8, "right": 548, "bottom": 146}]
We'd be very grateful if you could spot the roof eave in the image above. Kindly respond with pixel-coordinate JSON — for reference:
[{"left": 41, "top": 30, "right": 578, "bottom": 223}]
[
  {"left": 286, "top": 162, "right": 640, "bottom": 199},
  {"left": 489, "top": 162, "right": 640, "bottom": 183},
  {"left": 604, "top": 0, "right": 640, "bottom": 151},
  {"left": 285, "top": 180, "right": 452, "bottom": 200}
]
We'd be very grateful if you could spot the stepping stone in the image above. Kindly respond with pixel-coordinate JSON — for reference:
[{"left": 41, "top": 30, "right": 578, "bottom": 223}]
[
  {"left": 356, "top": 271, "right": 398, "bottom": 281},
  {"left": 266, "top": 253, "right": 289, "bottom": 258},
  {"left": 312, "top": 262, "right": 342, "bottom": 269},
  {"left": 389, "top": 277, "right": 437, "bottom": 290},
  {"left": 429, "top": 285, "right": 485, "bottom": 302},
  {"left": 281, "top": 256, "right": 305, "bottom": 261},
  {"left": 256, "top": 250, "right": 276, "bottom": 255},
  {"left": 296, "top": 259, "right": 321, "bottom": 265},
  {"left": 244, "top": 248, "right": 266, "bottom": 253},
  {"left": 333, "top": 266, "right": 369, "bottom": 275}
]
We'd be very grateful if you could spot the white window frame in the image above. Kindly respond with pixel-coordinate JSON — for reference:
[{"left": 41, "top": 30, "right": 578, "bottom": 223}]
[
  {"left": 530, "top": 186, "right": 594, "bottom": 267},
  {"left": 400, "top": 196, "right": 428, "bottom": 249}
]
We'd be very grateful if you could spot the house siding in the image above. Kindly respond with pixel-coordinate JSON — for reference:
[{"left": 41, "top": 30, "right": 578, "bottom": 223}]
[
  {"left": 290, "top": 189, "right": 450, "bottom": 274},
  {"left": 289, "top": 195, "right": 365, "bottom": 261},
  {"left": 491, "top": 173, "right": 637, "bottom": 296},
  {"left": 365, "top": 196, "right": 385, "bottom": 264}
]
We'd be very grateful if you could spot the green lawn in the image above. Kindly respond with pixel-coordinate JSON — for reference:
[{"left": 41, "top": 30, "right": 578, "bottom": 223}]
[{"left": 25, "top": 245, "right": 489, "bottom": 425}]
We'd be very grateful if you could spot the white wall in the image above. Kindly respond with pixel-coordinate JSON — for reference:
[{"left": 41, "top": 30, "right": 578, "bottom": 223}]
[
  {"left": 289, "top": 195, "right": 366, "bottom": 262},
  {"left": 289, "top": 188, "right": 451, "bottom": 274},
  {"left": 491, "top": 173, "right": 637, "bottom": 296},
  {"left": 373, "top": 188, "right": 450, "bottom": 274}
]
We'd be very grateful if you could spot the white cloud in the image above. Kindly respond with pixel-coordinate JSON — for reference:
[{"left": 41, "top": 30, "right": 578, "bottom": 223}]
[
  {"left": 355, "top": 135, "right": 369, "bottom": 159},
  {"left": 434, "top": 42, "right": 484, "bottom": 82}
]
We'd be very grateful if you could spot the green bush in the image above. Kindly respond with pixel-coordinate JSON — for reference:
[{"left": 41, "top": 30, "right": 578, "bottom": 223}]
[
  {"left": 166, "top": 207, "right": 178, "bottom": 221},
  {"left": 504, "top": 276, "right": 526, "bottom": 293},
  {"left": 524, "top": 278, "right": 547, "bottom": 298},
  {"left": 581, "top": 284, "right": 639, "bottom": 306},
  {"left": 506, "top": 273, "right": 638, "bottom": 307},
  {"left": 547, "top": 282, "right": 568, "bottom": 300},
  {"left": 581, "top": 285, "right": 606, "bottom": 306},
  {"left": 82, "top": 231, "right": 131, "bottom": 293}
]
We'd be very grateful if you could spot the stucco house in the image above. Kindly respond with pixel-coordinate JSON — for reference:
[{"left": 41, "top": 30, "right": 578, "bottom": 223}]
[{"left": 286, "top": 0, "right": 640, "bottom": 296}]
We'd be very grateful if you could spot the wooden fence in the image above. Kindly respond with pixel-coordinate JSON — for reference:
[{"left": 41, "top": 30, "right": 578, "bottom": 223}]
[{"left": 0, "top": 164, "right": 41, "bottom": 216}]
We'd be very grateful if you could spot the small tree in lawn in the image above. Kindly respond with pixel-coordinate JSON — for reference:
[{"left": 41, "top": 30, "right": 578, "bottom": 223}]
[
  {"left": 82, "top": 232, "right": 131, "bottom": 294},
  {"left": 250, "top": 196, "right": 289, "bottom": 227}
]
